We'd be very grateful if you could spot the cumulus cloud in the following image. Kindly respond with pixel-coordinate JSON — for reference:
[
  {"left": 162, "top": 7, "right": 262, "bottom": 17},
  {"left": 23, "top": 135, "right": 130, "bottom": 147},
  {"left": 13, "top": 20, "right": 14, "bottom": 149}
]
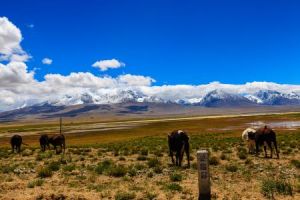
[
  {"left": 42, "top": 58, "right": 53, "bottom": 65},
  {"left": 0, "top": 17, "right": 29, "bottom": 62},
  {"left": 92, "top": 59, "right": 125, "bottom": 71}
]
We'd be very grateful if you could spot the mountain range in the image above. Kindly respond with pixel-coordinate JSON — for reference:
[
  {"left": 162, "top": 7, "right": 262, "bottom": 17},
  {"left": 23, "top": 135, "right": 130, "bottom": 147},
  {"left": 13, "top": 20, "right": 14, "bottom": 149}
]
[{"left": 1, "top": 89, "right": 300, "bottom": 122}]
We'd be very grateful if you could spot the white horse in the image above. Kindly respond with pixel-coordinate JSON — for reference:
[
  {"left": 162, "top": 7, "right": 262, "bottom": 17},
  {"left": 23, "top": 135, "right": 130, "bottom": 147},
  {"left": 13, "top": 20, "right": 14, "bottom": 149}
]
[{"left": 242, "top": 128, "right": 256, "bottom": 154}]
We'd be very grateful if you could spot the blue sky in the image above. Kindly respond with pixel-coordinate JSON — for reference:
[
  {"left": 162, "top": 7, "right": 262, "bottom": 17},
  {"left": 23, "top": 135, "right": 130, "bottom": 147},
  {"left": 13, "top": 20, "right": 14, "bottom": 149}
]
[{"left": 1, "top": 0, "right": 300, "bottom": 85}]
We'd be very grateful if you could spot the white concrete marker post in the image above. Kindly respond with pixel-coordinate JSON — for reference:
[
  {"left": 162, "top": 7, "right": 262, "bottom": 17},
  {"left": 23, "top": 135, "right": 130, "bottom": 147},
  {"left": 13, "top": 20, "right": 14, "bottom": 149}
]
[{"left": 197, "top": 150, "right": 211, "bottom": 200}]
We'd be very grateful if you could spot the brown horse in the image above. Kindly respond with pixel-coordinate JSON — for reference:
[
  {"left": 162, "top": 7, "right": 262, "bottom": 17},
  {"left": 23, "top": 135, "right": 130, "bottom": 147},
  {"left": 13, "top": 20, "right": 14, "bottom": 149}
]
[{"left": 248, "top": 126, "right": 279, "bottom": 159}]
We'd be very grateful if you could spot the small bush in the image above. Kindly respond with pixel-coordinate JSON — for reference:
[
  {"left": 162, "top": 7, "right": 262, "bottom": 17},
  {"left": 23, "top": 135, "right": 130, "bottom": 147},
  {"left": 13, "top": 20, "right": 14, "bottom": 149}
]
[
  {"left": 153, "top": 166, "right": 163, "bottom": 174},
  {"left": 63, "top": 164, "right": 76, "bottom": 172},
  {"left": 209, "top": 156, "right": 220, "bottom": 165},
  {"left": 169, "top": 172, "right": 182, "bottom": 182},
  {"left": 220, "top": 153, "right": 227, "bottom": 160},
  {"left": 119, "top": 156, "right": 126, "bottom": 161},
  {"left": 245, "top": 158, "right": 253, "bottom": 165},
  {"left": 144, "top": 191, "right": 157, "bottom": 200},
  {"left": 108, "top": 165, "right": 127, "bottom": 177},
  {"left": 261, "top": 178, "right": 293, "bottom": 199},
  {"left": 27, "top": 179, "right": 44, "bottom": 188},
  {"left": 147, "top": 158, "right": 160, "bottom": 168},
  {"left": 37, "top": 167, "right": 53, "bottom": 178},
  {"left": 115, "top": 191, "right": 136, "bottom": 200},
  {"left": 137, "top": 155, "right": 147, "bottom": 161},
  {"left": 291, "top": 159, "right": 300, "bottom": 168},
  {"left": 238, "top": 151, "right": 247, "bottom": 160},
  {"left": 225, "top": 163, "right": 238, "bottom": 172},
  {"left": 95, "top": 159, "right": 113, "bottom": 174},
  {"left": 165, "top": 183, "right": 183, "bottom": 191},
  {"left": 48, "top": 161, "right": 60, "bottom": 171},
  {"left": 134, "top": 163, "right": 146, "bottom": 171},
  {"left": 128, "top": 168, "right": 137, "bottom": 177},
  {"left": 140, "top": 149, "right": 148, "bottom": 156}
]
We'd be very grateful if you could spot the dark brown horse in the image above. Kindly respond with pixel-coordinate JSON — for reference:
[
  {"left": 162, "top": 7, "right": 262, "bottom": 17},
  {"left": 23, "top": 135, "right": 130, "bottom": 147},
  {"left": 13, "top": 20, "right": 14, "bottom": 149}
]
[
  {"left": 48, "top": 117, "right": 66, "bottom": 154},
  {"left": 10, "top": 135, "right": 23, "bottom": 153},
  {"left": 168, "top": 130, "right": 190, "bottom": 167},
  {"left": 248, "top": 126, "right": 279, "bottom": 159},
  {"left": 39, "top": 134, "right": 50, "bottom": 152}
]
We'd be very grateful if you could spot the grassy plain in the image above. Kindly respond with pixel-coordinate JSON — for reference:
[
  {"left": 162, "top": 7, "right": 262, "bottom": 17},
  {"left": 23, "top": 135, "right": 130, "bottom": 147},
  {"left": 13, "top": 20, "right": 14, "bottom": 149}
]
[{"left": 0, "top": 113, "right": 299, "bottom": 199}]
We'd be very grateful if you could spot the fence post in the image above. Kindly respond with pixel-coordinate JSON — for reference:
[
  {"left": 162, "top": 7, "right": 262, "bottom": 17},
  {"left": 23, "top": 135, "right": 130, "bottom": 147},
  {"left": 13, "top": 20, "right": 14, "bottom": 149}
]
[{"left": 197, "top": 150, "right": 211, "bottom": 200}]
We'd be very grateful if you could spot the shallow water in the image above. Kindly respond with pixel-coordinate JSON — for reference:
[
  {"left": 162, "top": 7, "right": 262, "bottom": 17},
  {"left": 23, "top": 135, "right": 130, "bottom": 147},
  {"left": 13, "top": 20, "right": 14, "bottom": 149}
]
[{"left": 248, "top": 121, "right": 300, "bottom": 129}]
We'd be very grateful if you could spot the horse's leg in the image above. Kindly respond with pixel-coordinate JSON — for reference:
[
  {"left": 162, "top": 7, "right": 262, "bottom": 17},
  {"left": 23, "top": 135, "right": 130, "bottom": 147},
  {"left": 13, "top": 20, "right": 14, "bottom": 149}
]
[
  {"left": 256, "top": 142, "right": 259, "bottom": 157},
  {"left": 185, "top": 143, "right": 190, "bottom": 168},
  {"left": 264, "top": 143, "right": 267, "bottom": 158},
  {"left": 273, "top": 139, "right": 279, "bottom": 159},
  {"left": 267, "top": 140, "right": 273, "bottom": 158},
  {"left": 175, "top": 151, "right": 179, "bottom": 166},
  {"left": 170, "top": 151, "right": 175, "bottom": 164}
]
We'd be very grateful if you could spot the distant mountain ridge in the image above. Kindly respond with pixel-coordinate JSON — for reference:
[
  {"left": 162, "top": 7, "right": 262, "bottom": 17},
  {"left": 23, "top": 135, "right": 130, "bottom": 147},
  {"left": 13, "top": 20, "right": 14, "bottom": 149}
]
[{"left": 1, "top": 89, "right": 300, "bottom": 121}]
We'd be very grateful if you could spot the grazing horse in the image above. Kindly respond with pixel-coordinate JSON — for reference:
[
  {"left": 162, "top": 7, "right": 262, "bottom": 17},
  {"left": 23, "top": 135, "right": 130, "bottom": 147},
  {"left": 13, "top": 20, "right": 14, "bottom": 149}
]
[
  {"left": 39, "top": 134, "right": 50, "bottom": 152},
  {"left": 248, "top": 126, "right": 279, "bottom": 159},
  {"left": 10, "top": 135, "right": 23, "bottom": 153},
  {"left": 168, "top": 130, "right": 190, "bottom": 167},
  {"left": 242, "top": 128, "right": 256, "bottom": 154},
  {"left": 49, "top": 134, "right": 65, "bottom": 154}
]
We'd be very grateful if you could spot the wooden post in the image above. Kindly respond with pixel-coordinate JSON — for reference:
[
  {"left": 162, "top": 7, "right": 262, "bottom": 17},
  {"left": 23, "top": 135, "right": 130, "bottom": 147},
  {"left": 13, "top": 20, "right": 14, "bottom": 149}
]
[{"left": 197, "top": 150, "right": 211, "bottom": 200}]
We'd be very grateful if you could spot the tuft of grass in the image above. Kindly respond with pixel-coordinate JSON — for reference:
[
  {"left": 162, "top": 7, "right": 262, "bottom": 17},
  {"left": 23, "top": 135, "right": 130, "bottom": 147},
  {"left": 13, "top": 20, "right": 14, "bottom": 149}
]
[
  {"left": 115, "top": 191, "right": 136, "bottom": 200},
  {"left": 225, "top": 163, "right": 238, "bottom": 172},
  {"left": 108, "top": 165, "right": 127, "bottom": 177},
  {"left": 63, "top": 164, "right": 76, "bottom": 172},
  {"left": 291, "top": 159, "right": 300, "bottom": 168},
  {"left": 237, "top": 151, "right": 247, "bottom": 160},
  {"left": 209, "top": 156, "right": 220, "bottom": 165},
  {"left": 169, "top": 172, "right": 183, "bottom": 182},
  {"left": 147, "top": 157, "right": 160, "bottom": 168},
  {"left": 27, "top": 179, "right": 44, "bottom": 188},
  {"left": 95, "top": 159, "right": 114, "bottom": 174},
  {"left": 144, "top": 191, "right": 157, "bottom": 200},
  {"left": 137, "top": 155, "right": 147, "bottom": 161},
  {"left": 261, "top": 178, "right": 293, "bottom": 199},
  {"left": 140, "top": 149, "right": 148, "bottom": 156},
  {"left": 48, "top": 161, "right": 61, "bottom": 171},
  {"left": 37, "top": 166, "right": 53, "bottom": 178},
  {"left": 165, "top": 183, "right": 183, "bottom": 191}
]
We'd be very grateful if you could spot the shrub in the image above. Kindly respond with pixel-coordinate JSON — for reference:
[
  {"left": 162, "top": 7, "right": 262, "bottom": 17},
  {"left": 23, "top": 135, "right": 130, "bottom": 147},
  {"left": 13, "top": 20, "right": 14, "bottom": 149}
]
[
  {"left": 238, "top": 151, "right": 247, "bottom": 160},
  {"left": 209, "top": 156, "right": 220, "bottom": 165},
  {"left": 119, "top": 156, "right": 126, "bottom": 161},
  {"left": 115, "top": 191, "right": 136, "bottom": 200},
  {"left": 169, "top": 172, "right": 182, "bottom": 182},
  {"left": 220, "top": 153, "right": 227, "bottom": 160},
  {"left": 261, "top": 178, "right": 293, "bottom": 199},
  {"left": 37, "top": 167, "right": 53, "bottom": 178},
  {"left": 27, "top": 179, "right": 44, "bottom": 188},
  {"left": 291, "top": 159, "right": 300, "bottom": 168},
  {"left": 245, "top": 158, "right": 254, "bottom": 165},
  {"left": 147, "top": 158, "right": 160, "bottom": 168},
  {"left": 108, "top": 165, "right": 127, "bottom": 177},
  {"left": 128, "top": 168, "right": 137, "bottom": 177},
  {"left": 165, "top": 183, "right": 183, "bottom": 191},
  {"left": 144, "top": 191, "right": 157, "bottom": 200},
  {"left": 153, "top": 166, "right": 163, "bottom": 174},
  {"left": 63, "top": 164, "right": 76, "bottom": 172},
  {"left": 225, "top": 164, "right": 238, "bottom": 172},
  {"left": 137, "top": 155, "right": 147, "bottom": 161},
  {"left": 95, "top": 159, "right": 113, "bottom": 174},
  {"left": 134, "top": 163, "right": 146, "bottom": 171},
  {"left": 48, "top": 161, "right": 60, "bottom": 171},
  {"left": 140, "top": 149, "right": 148, "bottom": 156}
]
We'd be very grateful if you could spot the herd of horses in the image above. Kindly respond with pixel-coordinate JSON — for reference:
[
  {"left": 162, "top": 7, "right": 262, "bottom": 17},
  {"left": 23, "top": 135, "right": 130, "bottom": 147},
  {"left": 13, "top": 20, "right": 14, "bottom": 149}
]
[{"left": 8, "top": 120, "right": 279, "bottom": 168}]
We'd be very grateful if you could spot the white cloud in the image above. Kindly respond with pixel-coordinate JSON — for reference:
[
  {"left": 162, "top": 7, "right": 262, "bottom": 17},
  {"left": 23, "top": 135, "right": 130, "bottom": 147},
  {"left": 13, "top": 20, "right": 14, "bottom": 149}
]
[
  {"left": 92, "top": 59, "right": 125, "bottom": 71},
  {"left": 42, "top": 58, "right": 53, "bottom": 65},
  {"left": 0, "top": 17, "right": 29, "bottom": 62}
]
